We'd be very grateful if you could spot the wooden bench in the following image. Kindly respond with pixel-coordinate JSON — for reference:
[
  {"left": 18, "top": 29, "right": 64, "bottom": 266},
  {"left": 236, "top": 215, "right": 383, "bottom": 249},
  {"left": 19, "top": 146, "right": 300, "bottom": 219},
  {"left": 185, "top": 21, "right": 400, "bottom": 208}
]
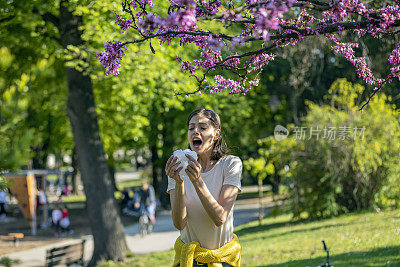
[
  {"left": 8, "top": 233, "right": 24, "bottom": 247},
  {"left": 45, "top": 239, "right": 86, "bottom": 267}
]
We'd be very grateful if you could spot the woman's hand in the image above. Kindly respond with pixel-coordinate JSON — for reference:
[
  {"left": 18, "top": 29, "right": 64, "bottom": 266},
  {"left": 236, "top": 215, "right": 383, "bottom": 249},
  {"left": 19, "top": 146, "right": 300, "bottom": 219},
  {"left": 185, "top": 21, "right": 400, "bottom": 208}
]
[
  {"left": 165, "top": 155, "right": 184, "bottom": 183},
  {"left": 185, "top": 154, "right": 202, "bottom": 183}
]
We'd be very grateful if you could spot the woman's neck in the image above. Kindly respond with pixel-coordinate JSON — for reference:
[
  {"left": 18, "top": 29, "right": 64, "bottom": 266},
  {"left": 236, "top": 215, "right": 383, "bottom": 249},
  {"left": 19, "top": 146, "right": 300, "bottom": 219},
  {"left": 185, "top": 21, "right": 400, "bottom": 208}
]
[{"left": 197, "top": 150, "right": 215, "bottom": 172}]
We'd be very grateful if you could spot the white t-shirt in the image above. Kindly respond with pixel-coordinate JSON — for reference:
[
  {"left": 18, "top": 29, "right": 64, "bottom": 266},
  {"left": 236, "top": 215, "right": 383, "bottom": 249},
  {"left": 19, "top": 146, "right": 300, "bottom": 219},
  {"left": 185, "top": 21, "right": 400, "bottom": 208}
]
[{"left": 167, "top": 155, "right": 242, "bottom": 250}]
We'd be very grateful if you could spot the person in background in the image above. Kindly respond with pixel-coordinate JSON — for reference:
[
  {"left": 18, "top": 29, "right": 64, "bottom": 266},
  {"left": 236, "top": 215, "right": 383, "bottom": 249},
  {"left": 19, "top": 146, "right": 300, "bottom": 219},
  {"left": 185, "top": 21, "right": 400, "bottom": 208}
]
[
  {"left": 37, "top": 189, "right": 47, "bottom": 215},
  {"left": 0, "top": 189, "right": 7, "bottom": 219},
  {"left": 63, "top": 182, "right": 69, "bottom": 196},
  {"left": 52, "top": 205, "right": 62, "bottom": 237},
  {"left": 38, "top": 189, "right": 48, "bottom": 228},
  {"left": 131, "top": 187, "right": 141, "bottom": 216},
  {"left": 60, "top": 206, "right": 73, "bottom": 236},
  {"left": 138, "top": 181, "right": 156, "bottom": 224},
  {"left": 121, "top": 188, "right": 131, "bottom": 210}
]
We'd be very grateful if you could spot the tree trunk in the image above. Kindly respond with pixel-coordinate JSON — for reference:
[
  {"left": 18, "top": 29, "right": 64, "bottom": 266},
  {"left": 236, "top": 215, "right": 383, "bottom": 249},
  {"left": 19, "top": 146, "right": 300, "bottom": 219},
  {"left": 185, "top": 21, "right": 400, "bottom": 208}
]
[
  {"left": 258, "top": 178, "right": 264, "bottom": 226},
  {"left": 151, "top": 144, "right": 160, "bottom": 194},
  {"left": 108, "top": 154, "right": 118, "bottom": 192},
  {"left": 71, "top": 146, "right": 81, "bottom": 195},
  {"left": 59, "top": 1, "right": 129, "bottom": 264},
  {"left": 271, "top": 164, "right": 281, "bottom": 194},
  {"left": 290, "top": 89, "right": 300, "bottom": 126},
  {"left": 159, "top": 108, "right": 174, "bottom": 209}
]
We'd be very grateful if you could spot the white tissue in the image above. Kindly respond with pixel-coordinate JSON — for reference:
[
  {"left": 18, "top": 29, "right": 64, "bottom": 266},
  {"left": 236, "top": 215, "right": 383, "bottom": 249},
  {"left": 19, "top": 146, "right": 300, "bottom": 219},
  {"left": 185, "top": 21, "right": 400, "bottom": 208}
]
[{"left": 173, "top": 149, "right": 198, "bottom": 180}]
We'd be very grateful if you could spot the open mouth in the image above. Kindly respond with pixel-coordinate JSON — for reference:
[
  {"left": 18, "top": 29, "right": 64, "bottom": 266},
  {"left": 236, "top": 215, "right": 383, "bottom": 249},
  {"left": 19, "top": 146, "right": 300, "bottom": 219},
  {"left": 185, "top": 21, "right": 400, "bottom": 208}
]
[{"left": 192, "top": 138, "right": 203, "bottom": 149}]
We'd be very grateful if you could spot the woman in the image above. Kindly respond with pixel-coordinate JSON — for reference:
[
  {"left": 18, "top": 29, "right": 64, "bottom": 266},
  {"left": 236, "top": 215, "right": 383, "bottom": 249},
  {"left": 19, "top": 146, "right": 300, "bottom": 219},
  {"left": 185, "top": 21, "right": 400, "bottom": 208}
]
[{"left": 165, "top": 108, "right": 242, "bottom": 267}]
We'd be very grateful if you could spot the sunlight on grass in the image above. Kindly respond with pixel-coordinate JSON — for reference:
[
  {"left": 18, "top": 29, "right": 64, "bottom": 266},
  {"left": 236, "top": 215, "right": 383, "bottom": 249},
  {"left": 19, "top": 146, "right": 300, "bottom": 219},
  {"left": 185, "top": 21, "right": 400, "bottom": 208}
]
[
  {"left": 101, "top": 209, "right": 400, "bottom": 267},
  {"left": 61, "top": 194, "right": 86, "bottom": 203},
  {"left": 235, "top": 209, "right": 400, "bottom": 266},
  {"left": 117, "top": 179, "right": 144, "bottom": 191},
  {"left": 61, "top": 178, "right": 145, "bottom": 203}
]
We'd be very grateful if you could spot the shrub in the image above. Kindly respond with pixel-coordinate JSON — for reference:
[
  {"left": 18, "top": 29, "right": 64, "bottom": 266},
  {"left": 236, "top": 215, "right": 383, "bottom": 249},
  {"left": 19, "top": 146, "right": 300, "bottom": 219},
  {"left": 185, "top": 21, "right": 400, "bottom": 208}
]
[{"left": 248, "top": 79, "right": 400, "bottom": 219}]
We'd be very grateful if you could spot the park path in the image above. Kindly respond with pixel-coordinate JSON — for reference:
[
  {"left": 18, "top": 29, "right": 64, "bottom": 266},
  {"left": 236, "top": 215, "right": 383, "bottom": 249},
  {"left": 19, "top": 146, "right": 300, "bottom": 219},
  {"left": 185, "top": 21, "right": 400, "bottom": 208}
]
[{"left": 4, "top": 188, "right": 274, "bottom": 266}]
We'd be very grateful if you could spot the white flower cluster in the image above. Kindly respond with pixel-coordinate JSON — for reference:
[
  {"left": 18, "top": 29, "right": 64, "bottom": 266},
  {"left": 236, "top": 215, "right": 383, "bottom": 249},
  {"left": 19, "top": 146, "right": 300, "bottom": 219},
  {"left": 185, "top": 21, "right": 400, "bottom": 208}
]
[{"left": 173, "top": 149, "right": 198, "bottom": 180}]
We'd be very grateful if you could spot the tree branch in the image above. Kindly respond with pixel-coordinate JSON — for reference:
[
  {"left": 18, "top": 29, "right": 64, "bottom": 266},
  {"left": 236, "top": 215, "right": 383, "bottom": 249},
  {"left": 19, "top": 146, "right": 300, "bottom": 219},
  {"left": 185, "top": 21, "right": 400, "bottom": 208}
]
[
  {"left": 296, "top": 0, "right": 330, "bottom": 7},
  {"left": 197, "top": 0, "right": 330, "bottom": 22},
  {"left": 269, "top": 19, "right": 400, "bottom": 41},
  {"left": 123, "top": 18, "right": 400, "bottom": 50},
  {"left": 122, "top": 30, "right": 235, "bottom": 46},
  {"left": 359, "top": 88, "right": 379, "bottom": 111},
  {"left": 33, "top": 8, "right": 60, "bottom": 30},
  {"left": 0, "top": 15, "right": 15, "bottom": 24}
]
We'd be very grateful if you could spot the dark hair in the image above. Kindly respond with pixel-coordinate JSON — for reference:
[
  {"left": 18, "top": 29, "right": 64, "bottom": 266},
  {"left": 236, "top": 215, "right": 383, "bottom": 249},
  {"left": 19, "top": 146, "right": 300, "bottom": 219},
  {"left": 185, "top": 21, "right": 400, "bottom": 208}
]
[{"left": 187, "top": 108, "right": 230, "bottom": 161}]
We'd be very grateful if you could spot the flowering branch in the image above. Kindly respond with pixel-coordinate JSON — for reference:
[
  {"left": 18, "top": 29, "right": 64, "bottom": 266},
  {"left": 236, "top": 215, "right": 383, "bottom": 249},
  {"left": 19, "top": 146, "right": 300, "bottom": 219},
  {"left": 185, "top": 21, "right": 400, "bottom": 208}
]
[{"left": 97, "top": 0, "right": 400, "bottom": 107}]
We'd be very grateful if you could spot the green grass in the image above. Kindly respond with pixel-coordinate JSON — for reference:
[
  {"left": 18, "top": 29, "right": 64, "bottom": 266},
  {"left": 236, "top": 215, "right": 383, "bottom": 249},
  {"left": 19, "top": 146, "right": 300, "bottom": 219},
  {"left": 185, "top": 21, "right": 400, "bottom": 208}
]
[
  {"left": 61, "top": 191, "right": 128, "bottom": 204},
  {"left": 236, "top": 190, "right": 273, "bottom": 200},
  {"left": 61, "top": 178, "right": 261, "bottom": 203},
  {"left": 100, "top": 208, "right": 400, "bottom": 267},
  {"left": 235, "top": 208, "right": 400, "bottom": 266},
  {"left": 0, "top": 256, "right": 21, "bottom": 267},
  {"left": 61, "top": 178, "right": 145, "bottom": 204},
  {"left": 61, "top": 194, "right": 86, "bottom": 203},
  {"left": 116, "top": 179, "right": 145, "bottom": 191}
]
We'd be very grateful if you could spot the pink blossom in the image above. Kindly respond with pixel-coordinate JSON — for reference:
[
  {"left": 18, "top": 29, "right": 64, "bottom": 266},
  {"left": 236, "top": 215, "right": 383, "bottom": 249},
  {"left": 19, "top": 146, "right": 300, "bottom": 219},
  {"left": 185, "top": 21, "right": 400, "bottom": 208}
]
[
  {"left": 249, "top": 79, "right": 260, "bottom": 86},
  {"left": 332, "top": 42, "right": 380, "bottom": 85},
  {"left": 390, "top": 66, "right": 400, "bottom": 81},
  {"left": 115, "top": 15, "right": 133, "bottom": 33},
  {"left": 247, "top": 53, "right": 276, "bottom": 71},
  {"left": 96, "top": 40, "right": 126, "bottom": 76},
  {"left": 389, "top": 42, "right": 400, "bottom": 65},
  {"left": 99, "top": 0, "right": 400, "bottom": 97},
  {"left": 179, "top": 58, "right": 197, "bottom": 73}
]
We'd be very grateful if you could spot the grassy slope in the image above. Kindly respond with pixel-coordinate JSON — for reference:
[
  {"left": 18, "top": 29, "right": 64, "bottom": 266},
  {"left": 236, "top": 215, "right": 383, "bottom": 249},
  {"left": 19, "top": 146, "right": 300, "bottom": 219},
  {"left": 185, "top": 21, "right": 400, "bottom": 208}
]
[
  {"left": 101, "top": 209, "right": 400, "bottom": 267},
  {"left": 235, "top": 209, "right": 400, "bottom": 266}
]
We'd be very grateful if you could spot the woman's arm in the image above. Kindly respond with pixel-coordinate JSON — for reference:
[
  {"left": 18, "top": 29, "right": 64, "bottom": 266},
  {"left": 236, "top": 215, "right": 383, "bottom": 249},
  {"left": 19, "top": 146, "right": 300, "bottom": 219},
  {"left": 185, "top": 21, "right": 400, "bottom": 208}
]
[
  {"left": 165, "top": 155, "right": 187, "bottom": 230},
  {"left": 185, "top": 154, "right": 240, "bottom": 227},
  {"left": 169, "top": 182, "right": 187, "bottom": 230},
  {"left": 192, "top": 181, "right": 239, "bottom": 227},
  {"left": 149, "top": 186, "right": 156, "bottom": 204}
]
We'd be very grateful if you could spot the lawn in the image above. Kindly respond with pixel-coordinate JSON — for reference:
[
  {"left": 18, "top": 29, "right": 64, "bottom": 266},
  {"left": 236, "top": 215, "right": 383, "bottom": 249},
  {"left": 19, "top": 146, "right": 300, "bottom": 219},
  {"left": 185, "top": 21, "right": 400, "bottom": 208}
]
[
  {"left": 100, "top": 208, "right": 400, "bottom": 267},
  {"left": 61, "top": 178, "right": 145, "bottom": 204},
  {"left": 61, "top": 178, "right": 265, "bottom": 203}
]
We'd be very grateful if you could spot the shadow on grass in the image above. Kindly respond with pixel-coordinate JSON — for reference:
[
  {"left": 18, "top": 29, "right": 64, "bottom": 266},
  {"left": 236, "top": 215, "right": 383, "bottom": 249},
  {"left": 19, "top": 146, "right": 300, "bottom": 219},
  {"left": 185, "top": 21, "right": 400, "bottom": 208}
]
[
  {"left": 236, "top": 208, "right": 381, "bottom": 238},
  {"left": 241, "top": 223, "right": 351, "bottom": 243},
  {"left": 235, "top": 211, "right": 309, "bottom": 237},
  {"left": 254, "top": 246, "right": 400, "bottom": 267}
]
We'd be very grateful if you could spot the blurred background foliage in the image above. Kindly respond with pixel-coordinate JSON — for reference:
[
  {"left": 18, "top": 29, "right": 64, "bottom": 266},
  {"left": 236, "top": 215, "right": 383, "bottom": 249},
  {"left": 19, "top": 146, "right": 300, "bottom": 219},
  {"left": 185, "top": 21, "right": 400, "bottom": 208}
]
[
  {"left": 246, "top": 79, "right": 400, "bottom": 219},
  {"left": 1, "top": 0, "right": 399, "bottom": 216}
]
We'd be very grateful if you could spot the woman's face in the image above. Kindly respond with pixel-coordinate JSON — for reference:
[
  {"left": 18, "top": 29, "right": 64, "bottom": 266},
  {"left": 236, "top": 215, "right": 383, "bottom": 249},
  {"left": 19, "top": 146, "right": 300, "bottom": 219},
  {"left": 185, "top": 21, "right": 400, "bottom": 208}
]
[{"left": 188, "top": 114, "right": 220, "bottom": 155}]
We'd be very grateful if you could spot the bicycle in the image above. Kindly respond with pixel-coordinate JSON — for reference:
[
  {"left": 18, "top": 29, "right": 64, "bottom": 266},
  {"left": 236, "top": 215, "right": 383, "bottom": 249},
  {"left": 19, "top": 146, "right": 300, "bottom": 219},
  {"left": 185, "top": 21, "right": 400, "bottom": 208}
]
[
  {"left": 139, "top": 208, "right": 153, "bottom": 237},
  {"left": 317, "top": 240, "right": 331, "bottom": 267}
]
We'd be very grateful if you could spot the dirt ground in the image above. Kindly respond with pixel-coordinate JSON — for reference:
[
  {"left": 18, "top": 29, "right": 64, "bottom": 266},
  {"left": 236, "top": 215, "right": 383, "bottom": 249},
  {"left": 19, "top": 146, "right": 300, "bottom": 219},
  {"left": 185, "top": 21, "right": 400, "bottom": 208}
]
[{"left": 0, "top": 206, "right": 138, "bottom": 255}]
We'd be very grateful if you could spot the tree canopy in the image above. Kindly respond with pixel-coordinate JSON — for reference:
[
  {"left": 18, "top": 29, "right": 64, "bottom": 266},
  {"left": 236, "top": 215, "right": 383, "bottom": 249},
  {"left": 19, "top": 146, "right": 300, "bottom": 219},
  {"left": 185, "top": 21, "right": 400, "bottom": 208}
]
[{"left": 99, "top": 0, "right": 400, "bottom": 108}]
